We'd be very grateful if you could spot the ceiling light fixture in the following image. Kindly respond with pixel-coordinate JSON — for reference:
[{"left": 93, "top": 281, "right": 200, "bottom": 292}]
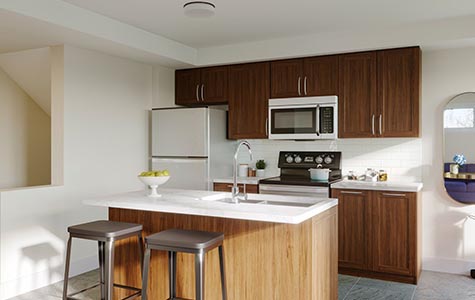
[{"left": 184, "top": 1, "right": 216, "bottom": 18}]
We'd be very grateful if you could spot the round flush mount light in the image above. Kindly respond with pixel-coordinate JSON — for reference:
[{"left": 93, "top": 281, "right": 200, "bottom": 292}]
[{"left": 184, "top": 1, "right": 216, "bottom": 18}]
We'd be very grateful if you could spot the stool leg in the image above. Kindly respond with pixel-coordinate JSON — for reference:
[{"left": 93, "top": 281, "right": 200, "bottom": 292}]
[
  {"left": 218, "top": 245, "right": 227, "bottom": 300},
  {"left": 142, "top": 247, "right": 151, "bottom": 300},
  {"left": 168, "top": 251, "right": 177, "bottom": 299},
  {"left": 195, "top": 252, "right": 205, "bottom": 300},
  {"left": 104, "top": 240, "right": 115, "bottom": 300},
  {"left": 98, "top": 241, "right": 105, "bottom": 300},
  {"left": 138, "top": 234, "right": 144, "bottom": 277},
  {"left": 62, "top": 237, "right": 72, "bottom": 300}
]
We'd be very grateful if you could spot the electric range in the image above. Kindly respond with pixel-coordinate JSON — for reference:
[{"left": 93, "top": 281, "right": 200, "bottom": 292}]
[{"left": 259, "top": 151, "right": 342, "bottom": 197}]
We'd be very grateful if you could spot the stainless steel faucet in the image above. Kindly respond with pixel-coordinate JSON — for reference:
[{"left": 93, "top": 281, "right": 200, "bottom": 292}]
[{"left": 232, "top": 140, "right": 253, "bottom": 204}]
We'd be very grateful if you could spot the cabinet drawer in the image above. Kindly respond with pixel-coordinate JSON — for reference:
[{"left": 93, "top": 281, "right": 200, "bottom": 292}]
[{"left": 213, "top": 182, "right": 259, "bottom": 193}]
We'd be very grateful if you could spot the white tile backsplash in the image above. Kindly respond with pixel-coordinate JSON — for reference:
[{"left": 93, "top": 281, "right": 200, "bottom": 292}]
[{"left": 238, "top": 138, "right": 422, "bottom": 182}]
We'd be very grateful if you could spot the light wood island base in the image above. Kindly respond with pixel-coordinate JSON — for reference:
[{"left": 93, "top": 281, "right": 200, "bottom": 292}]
[{"left": 109, "top": 206, "right": 337, "bottom": 300}]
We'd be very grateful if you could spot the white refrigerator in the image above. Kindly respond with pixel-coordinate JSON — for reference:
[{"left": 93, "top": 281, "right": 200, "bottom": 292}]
[{"left": 151, "top": 107, "right": 235, "bottom": 190}]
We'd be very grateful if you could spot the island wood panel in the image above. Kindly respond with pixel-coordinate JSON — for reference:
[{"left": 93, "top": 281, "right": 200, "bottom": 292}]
[{"left": 109, "top": 206, "right": 338, "bottom": 300}]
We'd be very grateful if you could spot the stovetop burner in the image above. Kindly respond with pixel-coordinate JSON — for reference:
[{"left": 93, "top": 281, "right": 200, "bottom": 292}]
[{"left": 259, "top": 151, "right": 342, "bottom": 187}]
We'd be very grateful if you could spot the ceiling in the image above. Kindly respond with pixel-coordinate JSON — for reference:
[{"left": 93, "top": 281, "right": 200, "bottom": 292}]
[{"left": 61, "top": 0, "right": 475, "bottom": 48}]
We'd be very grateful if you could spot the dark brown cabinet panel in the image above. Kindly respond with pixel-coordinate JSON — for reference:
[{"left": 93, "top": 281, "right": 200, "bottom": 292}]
[
  {"left": 332, "top": 189, "right": 371, "bottom": 271},
  {"left": 213, "top": 182, "right": 259, "bottom": 194},
  {"left": 270, "top": 59, "right": 303, "bottom": 98},
  {"left": 201, "top": 66, "right": 228, "bottom": 104},
  {"left": 378, "top": 47, "right": 420, "bottom": 137},
  {"left": 228, "top": 62, "right": 270, "bottom": 139},
  {"left": 372, "top": 192, "right": 417, "bottom": 276},
  {"left": 175, "top": 69, "right": 201, "bottom": 105},
  {"left": 303, "top": 55, "right": 339, "bottom": 96},
  {"left": 338, "top": 52, "right": 378, "bottom": 138},
  {"left": 333, "top": 188, "right": 421, "bottom": 284}
]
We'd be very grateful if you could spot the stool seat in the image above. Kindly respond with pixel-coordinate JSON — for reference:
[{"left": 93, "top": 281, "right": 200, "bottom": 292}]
[
  {"left": 68, "top": 220, "right": 143, "bottom": 238},
  {"left": 146, "top": 229, "right": 224, "bottom": 250}
]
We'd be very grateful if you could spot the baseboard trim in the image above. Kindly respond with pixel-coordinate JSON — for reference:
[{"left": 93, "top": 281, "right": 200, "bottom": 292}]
[
  {"left": 0, "top": 255, "right": 98, "bottom": 300},
  {"left": 422, "top": 257, "right": 475, "bottom": 275}
]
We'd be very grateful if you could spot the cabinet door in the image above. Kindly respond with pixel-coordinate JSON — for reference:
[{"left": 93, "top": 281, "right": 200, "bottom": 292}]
[
  {"left": 201, "top": 66, "right": 228, "bottom": 104},
  {"left": 228, "top": 62, "right": 270, "bottom": 139},
  {"left": 338, "top": 52, "right": 378, "bottom": 138},
  {"left": 332, "top": 189, "right": 371, "bottom": 270},
  {"left": 270, "top": 59, "right": 303, "bottom": 98},
  {"left": 371, "top": 191, "right": 416, "bottom": 276},
  {"left": 378, "top": 47, "right": 420, "bottom": 137},
  {"left": 175, "top": 69, "right": 201, "bottom": 105},
  {"left": 303, "top": 55, "right": 339, "bottom": 96}
]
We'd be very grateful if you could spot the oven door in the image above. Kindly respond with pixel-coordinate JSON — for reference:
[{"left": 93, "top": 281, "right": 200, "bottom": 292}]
[
  {"left": 259, "top": 184, "right": 329, "bottom": 198},
  {"left": 268, "top": 106, "right": 320, "bottom": 139}
]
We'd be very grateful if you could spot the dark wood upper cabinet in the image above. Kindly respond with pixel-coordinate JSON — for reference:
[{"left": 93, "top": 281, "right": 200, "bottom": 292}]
[
  {"left": 228, "top": 62, "right": 270, "bottom": 139},
  {"left": 175, "top": 67, "right": 228, "bottom": 106},
  {"left": 332, "top": 189, "right": 371, "bottom": 271},
  {"left": 270, "top": 59, "right": 303, "bottom": 98},
  {"left": 201, "top": 66, "right": 228, "bottom": 104},
  {"left": 303, "top": 55, "right": 339, "bottom": 96},
  {"left": 338, "top": 52, "right": 378, "bottom": 138},
  {"left": 372, "top": 191, "right": 417, "bottom": 277},
  {"left": 175, "top": 69, "right": 201, "bottom": 105},
  {"left": 377, "top": 47, "right": 420, "bottom": 137}
]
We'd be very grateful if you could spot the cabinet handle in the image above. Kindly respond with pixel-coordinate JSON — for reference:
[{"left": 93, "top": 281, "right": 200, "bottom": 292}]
[
  {"left": 304, "top": 76, "right": 308, "bottom": 95},
  {"left": 379, "top": 114, "right": 382, "bottom": 136},
  {"left": 371, "top": 114, "right": 375, "bottom": 136},
  {"left": 195, "top": 84, "right": 200, "bottom": 102},
  {"left": 382, "top": 193, "right": 406, "bottom": 197},
  {"left": 201, "top": 84, "right": 204, "bottom": 101},
  {"left": 298, "top": 77, "right": 301, "bottom": 96},
  {"left": 340, "top": 191, "right": 363, "bottom": 195}
]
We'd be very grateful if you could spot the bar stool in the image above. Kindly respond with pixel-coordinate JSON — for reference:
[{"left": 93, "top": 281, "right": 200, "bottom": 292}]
[
  {"left": 62, "top": 220, "right": 144, "bottom": 300},
  {"left": 142, "top": 229, "right": 227, "bottom": 300}
]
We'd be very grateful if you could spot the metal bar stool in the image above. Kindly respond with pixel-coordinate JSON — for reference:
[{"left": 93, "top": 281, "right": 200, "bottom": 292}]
[
  {"left": 142, "top": 229, "right": 227, "bottom": 300},
  {"left": 63, "top": 220, "right": 144, "bottom": 300}
]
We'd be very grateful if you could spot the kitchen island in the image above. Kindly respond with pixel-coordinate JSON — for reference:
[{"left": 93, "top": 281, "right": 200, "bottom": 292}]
[{"left": 84, "top": 189, "right": 338, "bottom": 300}]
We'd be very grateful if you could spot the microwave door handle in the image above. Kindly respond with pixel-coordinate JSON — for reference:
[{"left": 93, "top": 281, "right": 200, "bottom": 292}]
[{"left": 316, "top": 105, "right": 320, "bottom": 136}]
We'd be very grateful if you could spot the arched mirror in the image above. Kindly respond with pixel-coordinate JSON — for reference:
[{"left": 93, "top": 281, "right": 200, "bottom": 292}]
[{"left": 444, "top": 92, "right": 475, "bottom": 203}]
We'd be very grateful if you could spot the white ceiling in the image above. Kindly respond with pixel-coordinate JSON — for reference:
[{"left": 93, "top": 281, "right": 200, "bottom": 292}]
[{"left": 61, "top": 0, "right": 475, "bottom": 48}]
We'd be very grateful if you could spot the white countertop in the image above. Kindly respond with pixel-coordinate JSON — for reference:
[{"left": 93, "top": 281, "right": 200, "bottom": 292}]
[
  {"left": 83, "top": 188, "right": 338, "bottom": 224},
  {"left": 331, "top": 180, "right": 423, "bottom": 192},
  {"left": 213, "top": 177, "right": 261, "bottom": 185}
]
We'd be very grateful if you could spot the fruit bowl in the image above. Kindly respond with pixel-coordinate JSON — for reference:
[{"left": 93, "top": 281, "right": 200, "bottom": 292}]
[{"left": 138, "top": 175, "right": 170, "bottom": 197}]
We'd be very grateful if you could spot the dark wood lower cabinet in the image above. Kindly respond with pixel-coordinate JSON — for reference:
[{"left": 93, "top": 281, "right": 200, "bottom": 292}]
[
  {"left": 213, "top": 182, "right": 259, "bottom": 194},
  {"left": 332, "top": 188, "right": 421, "bottom": 284}
]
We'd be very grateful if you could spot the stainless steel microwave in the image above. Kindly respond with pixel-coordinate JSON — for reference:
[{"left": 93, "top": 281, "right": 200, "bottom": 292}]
[{"left": 268, "top": 96, "right": 338, "bottom": 140}]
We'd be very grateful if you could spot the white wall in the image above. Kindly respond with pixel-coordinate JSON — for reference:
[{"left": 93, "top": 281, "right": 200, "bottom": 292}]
[
  {"left": 0, "top": 45, "right": 152, "bottom": 299},
  {"left": 152, "top": 65, "right": 176, "bottom": 108},
  {"left": 0, "top": 67, "right": 51, "bottom": 189},
  {"left": 421, "top": 47, "right": 475, "bottom": 274}
]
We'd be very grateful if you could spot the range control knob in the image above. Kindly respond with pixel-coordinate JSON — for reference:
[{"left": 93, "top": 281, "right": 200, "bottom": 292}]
[
  {"left": 286, "top": 155, "right": 294, "bottom": 163},
  {"left": 315, "top": 156, "right": 323, "bottom": 164},
  {"left": 294, "top": 156, "right": 302, "bottom": 163},
  {"left": 324, "top": 156, "right": 333, "bottom": 164}
]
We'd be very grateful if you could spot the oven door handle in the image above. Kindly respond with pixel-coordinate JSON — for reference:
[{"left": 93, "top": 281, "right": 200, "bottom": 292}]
[{"left": 315, "top": 104, "right": 320, "bottom": 136}]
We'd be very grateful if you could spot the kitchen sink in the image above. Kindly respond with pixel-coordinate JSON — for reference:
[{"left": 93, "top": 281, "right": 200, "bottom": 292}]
[{"left": 217, "top": 198, "right": 318, "bottom": 207}]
